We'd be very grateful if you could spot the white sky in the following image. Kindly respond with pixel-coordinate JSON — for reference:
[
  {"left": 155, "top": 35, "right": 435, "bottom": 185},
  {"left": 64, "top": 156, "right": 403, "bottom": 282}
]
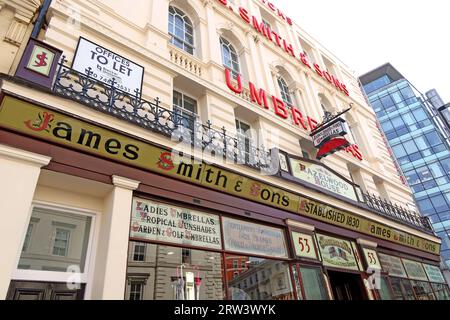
[{"left": 276, "top": 0, "right": 450, "bottom": 103}]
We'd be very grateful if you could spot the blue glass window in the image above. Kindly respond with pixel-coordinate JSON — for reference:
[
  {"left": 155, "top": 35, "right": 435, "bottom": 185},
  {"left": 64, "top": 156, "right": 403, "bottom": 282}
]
[
  {"left": 363, "top": 75, "right": 392, "bottom": 94},
  {"left": 392, "top": 144, "right": 407, "bottom": 158},
  {"left": 425, "top": 131, "right": 442, "bottom": 147},
  {"left": 400, "top": 87, "right": 415, "bottom": 100},
  {"left": 431, "top": 195, "right": 449, "bottom": 213},
  {"left": 417, "top": 198, "right": 436, "bottom": 215}
]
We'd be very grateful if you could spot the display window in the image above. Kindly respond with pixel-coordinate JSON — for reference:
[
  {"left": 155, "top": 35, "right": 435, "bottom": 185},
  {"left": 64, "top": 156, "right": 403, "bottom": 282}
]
[
  {"left": 389, "top": 277, "right": 415, "bottom": 300},
  {"left": 411, "top": 281, "right": 436, "bottom": 300}
]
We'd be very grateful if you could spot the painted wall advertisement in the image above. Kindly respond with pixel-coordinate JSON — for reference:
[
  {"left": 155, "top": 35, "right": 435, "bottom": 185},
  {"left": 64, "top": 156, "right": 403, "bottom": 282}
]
[
  {"left": 290, "top": 158, "right": 358, "bottom": 202},
  {"left": 130, "top": 198, "right": 222, "bottom": 250},
  {"left": 402, "top": 259, "right": 429, "bottom": 281},
  {"left": 222, "top": 217, "right": 289, "bottom": 258},
  {"left": 316, "top": 234, "right": 359, "bottom": 271},
  {"left": 378, "top": 253, "right": 408, "bottom": 278},
  {"left": 423, "top": 264, "right": 446, "bottom": 284},
  {"left": 291, "top": 232, "right": 318, "bottom": 260},
  {"left": 72, "top": 37, "right": 144, "bottom": 94}
]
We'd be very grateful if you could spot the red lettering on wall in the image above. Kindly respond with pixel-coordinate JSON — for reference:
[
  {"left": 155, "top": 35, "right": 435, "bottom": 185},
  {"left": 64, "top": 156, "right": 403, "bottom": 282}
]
[
  {"left": 291, "top": 107, "right": 308, "bottom": 130},
  {"left": 225, "top": 69, "right": 243, "bottom": 94},
  {"left": 239, "top": 7, "right": 250, "bottom": 24},
  {"left": 272, "top": 96, "right": 289, "bottom": 119},
  {"left": 314, "top": 64, "right": 323, "bottom": 77},
  {"left": 307, "top": 117, "right": 318, "bottom": 131},
  {"left": 249, "top": 82, "right": 269, "bottom": 110},
  {"left": 300, "top": 53, "right": 311, "bottom": 69},
  {"left": 283, "top": 40, "right": 296, "bottom": 58}
]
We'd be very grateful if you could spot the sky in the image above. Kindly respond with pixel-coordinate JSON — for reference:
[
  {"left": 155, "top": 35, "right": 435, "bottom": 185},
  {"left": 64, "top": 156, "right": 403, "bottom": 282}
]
[{"left": 276, "top": 0, "right": 450, "bottom": 103}]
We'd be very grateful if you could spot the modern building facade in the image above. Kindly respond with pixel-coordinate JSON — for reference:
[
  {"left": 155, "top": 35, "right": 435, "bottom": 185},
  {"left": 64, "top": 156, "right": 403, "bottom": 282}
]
[
  {"left": 0, "top": 0, "right": 448, "bottom": 301},
  {"left": 360, "top": 64, "right": 450, "bottom": 279}
]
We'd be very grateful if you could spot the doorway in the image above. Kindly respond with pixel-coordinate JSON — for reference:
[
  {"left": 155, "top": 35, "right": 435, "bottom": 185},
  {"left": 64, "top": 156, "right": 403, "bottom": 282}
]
[
  {"left": 328, "top": 271, "right": 367, "bottom": 301},
  {"left": 7, "top": 281, "right": 85, "bottom": 300}
]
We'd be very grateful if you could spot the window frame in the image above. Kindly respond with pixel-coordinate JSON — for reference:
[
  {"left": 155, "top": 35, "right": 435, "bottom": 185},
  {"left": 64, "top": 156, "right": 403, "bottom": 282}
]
[
  {"left": 277, "top": 76, "right": 294, "bottom": 107},
  {"left": 220, "top": 37, "right": 241, "bottom": 79},
  {"left": 12, "top": 202, "right": 97, "bottom": 285},
  {"left": 168, "top": 6, "right": 195, "bottom": 55}
]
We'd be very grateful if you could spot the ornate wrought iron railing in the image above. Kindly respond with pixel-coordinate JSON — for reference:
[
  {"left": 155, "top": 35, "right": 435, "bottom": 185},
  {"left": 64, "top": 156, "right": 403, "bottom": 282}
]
[
  {"left": 52, "top": 58, "right": 274, "bottom": 172},
  {"left": 50, "top": 58, "right": 435, "bottom": 234},
  {"left": 362, "top": 192, "right": 433, "bottom": 232}
]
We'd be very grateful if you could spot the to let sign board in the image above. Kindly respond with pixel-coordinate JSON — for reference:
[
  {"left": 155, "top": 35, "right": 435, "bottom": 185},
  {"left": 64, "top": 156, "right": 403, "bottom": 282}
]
[
  {"left": 291, "top": 232, "right": 318, "bottom": 260},
  {"left": 222, "top": 217, "right": 288, "bottom": 258},
  {"left": 130, "top": 198, "right": 222, "bottom": 250},
  {"left": 72, "top": 37, "right": 144, "bottom": 95}
]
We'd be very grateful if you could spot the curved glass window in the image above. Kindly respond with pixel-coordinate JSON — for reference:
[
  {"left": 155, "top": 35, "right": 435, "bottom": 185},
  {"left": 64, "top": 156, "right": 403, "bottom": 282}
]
[
  {"left": 220, "top": 37, "right": 240, "bottom": 78},
  {"left": 277, "top": 77, "right": 293, "bottom": 106},
  {"left": 169, "top": 6, "right": 194, "bottom": 55}
]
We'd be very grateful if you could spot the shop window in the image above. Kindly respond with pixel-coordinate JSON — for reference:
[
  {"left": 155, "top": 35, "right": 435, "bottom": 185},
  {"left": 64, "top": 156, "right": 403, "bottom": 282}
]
[
  {"left": 133, "top": 243, "right": 146, "bottom": 262},
  {"left": 432, "top": 283, "right": 450, "bottom": 300},
  {"left": 298, "top": 266, "right": 328, "bottom": 300},
  {"left": 389, "top": 278, "right": 416, "bottom": 300},
  {"left": 14, "top": 205, "right": 94, "bottom": 289},
  {"left": 220, "top": 37, "right": 240, "bottom": 79},
  {"left": 126, "top": 242, "right": 224, "bottom": 300},
  {"left": 411, "top": 281, "right": 436, "bottom": 300},
  {"left": 168, "top": 6, "right": 194, "bottom": 55},
  {"left": 277, "top": 76, "right": 294, "bottom": 107},
  {"left": 226, "top": 255, "right": 295, "bottom": 300},
  {"left": 378, "top": 277, "right": 395, "bottom": 300},
  {"left": 22, "top": 224, "right": 34, "bottom": 253}
]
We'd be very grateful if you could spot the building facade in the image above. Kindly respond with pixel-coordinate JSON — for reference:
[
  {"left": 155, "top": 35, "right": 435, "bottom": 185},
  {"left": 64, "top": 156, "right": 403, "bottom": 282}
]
[
  {"left": 360, "top": 64, "right": 450, "bottom": 281},
  {"left": 0, "top": 0, "right": 448, "bottom": 300}
]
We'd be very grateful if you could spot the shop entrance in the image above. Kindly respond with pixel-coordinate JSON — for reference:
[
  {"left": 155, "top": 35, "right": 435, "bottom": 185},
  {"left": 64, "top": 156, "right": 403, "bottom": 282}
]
[{"left": 328, "top": 271, "right": 367, "bottom": 301}]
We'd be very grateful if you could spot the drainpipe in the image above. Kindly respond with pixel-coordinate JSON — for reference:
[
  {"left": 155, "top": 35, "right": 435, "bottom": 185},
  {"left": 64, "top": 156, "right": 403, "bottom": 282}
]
[{"left": 31, "top": 0, "right": 52, "bottom": 38}]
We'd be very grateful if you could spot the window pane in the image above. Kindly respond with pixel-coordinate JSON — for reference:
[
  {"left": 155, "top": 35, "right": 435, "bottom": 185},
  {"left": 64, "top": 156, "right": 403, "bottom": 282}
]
[
  {"left": 425, "top": 131, "right": 442, "bottom": 147},
  {"left": 18, "top": 207, "right": 92, "bottom": 273},
  {"left": 126, "top": 242, "right": 224, "bottom": 300},
  {"left": 379, "top": 277, "right": 394, "bottom": 300},
  {"left": 403, "top": 140, "right": 419, "bottom": 154},
  {"left": 227, "top": 256, "right": 295, "bottom": 300},
  {"left": 299, "top": 266, "right": 329, "bottom": 300}
]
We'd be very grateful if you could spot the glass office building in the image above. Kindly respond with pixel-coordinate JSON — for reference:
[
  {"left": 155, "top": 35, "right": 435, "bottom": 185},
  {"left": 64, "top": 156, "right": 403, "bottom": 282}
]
[{"left": 360, "top": 64, "right": 450, "bottom": 270}]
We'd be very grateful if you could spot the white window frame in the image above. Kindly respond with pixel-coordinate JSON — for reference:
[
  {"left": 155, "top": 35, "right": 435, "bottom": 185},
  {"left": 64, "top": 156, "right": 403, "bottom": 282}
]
[{"left": 12, "top": 202, "right": 97, "bottom": 285}]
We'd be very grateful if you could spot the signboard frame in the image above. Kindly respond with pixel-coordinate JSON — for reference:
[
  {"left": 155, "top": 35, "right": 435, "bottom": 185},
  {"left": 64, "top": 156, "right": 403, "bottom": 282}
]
[
  {"left": 315, "top": 233, "right": 360, "bottom": 272},
  {"left": 72, "top": 37, "right": 145, "bottom": 96}
]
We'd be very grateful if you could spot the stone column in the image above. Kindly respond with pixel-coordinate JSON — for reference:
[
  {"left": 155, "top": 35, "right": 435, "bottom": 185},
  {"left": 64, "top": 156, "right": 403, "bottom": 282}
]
[
  {"left": 0, "top": 144, "right": 51, "bottom": 299},
  {"left": 91, "top": 176, "right": 140, "bottom": 300}
]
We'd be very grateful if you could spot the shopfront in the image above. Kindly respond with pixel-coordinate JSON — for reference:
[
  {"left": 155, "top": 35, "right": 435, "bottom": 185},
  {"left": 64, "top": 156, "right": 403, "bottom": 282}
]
[{"left": 0, "top": 93, "right": 448, "bottom": 301}]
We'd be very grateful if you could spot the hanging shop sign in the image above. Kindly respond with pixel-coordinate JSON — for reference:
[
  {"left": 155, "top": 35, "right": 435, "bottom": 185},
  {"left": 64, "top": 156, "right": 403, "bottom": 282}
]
[
  {"left": 310, "top": 110, "right": 352, "bottom": 160},
  {"left": 130, "top": 198, "right": 222, "bottom": 250},
  {"left": 72, "top": 37, "right": 144, "bottom": 95},
  {"left": 15, "top": 38, "right": 63, "bottom": 89},
  {"left": 0, "top": 95, "right": 441, "bottom": 256},
  {"left": 289, "top": 158, "right": 358, "bottom": 202},
  {"left": 222, "top": 217, "right": 288, "bottom": 258},
  {"left": 378, "top": 253, "right": 408, "bottom": 278},
  {"left": 402, "top": 259, "right": 429, "bottom": 281},
  {"left": 316, "top": 234, "right": 359, "bottom": 271},
  {"left": 291, "top": 232, "right": 318, "bottom": 260},
  {"left": 362, "top": 248, "right": 382, "bottom": 271},
  {"left": 423, "top": 264, "right": 446, "bottom": 284}
]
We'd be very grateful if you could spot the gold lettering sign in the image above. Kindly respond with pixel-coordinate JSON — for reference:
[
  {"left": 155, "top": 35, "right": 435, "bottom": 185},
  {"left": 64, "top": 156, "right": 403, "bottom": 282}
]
[
  {"left": 299, "top": 197, "right": 440, "bottom": 255},
  {"left": 0, "top": 95, "right": 441, "bottom": 256}
]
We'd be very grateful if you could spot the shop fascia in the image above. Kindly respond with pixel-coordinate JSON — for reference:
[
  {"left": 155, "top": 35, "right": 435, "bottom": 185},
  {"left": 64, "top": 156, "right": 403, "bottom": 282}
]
[
  {"left": 224, "top": 69, "right": 363, "bottom": 161},
  {"left": 217, "top": 0, "right": 350, "bottom": 97}
]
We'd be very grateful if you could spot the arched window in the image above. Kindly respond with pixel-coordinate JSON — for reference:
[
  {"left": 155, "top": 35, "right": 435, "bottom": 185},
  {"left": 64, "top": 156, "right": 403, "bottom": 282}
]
[
  {"left": 277, "top": 77, "right": 293, "bottom": 107},
  {"left": 220, "top": 37, "right": 240, "bottom": 78},
  {"left": 168, "top": 6, "right": 194, "bottom": 55}
]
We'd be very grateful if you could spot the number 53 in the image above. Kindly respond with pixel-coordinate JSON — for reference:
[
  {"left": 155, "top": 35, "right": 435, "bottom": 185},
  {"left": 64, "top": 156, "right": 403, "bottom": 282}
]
[{"left": 298, "top": 237, "right": 311, "bottom": 253}]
